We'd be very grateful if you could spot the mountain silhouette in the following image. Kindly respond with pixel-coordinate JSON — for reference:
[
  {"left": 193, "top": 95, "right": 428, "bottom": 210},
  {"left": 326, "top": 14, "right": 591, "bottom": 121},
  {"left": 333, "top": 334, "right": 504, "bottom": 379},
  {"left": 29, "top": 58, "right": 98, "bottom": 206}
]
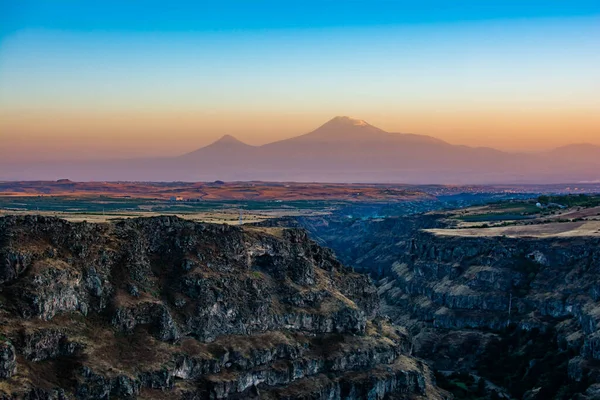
[
  {"left": 181, "top": 134, "right": 255, "bottom": 160},
  {"left": 2, "top": 116, "right": 599, "bottom": 183}
]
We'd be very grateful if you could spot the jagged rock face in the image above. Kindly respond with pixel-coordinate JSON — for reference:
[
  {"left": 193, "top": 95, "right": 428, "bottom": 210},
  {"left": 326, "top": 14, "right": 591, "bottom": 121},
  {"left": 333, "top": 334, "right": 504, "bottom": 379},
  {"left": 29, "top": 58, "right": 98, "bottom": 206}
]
[
  {"left": 277, "top": 214, "right": 443, "bottom": 277},
  {"left": 381, "top": 231, "right": 600, "bottom": 336},
  {"left": 378, "top": 230, "right": 600, "bottom": 397},
  {"left": 0, "top": 216, "right": 446, "bottom": 400},
  {"left": 0, "top": 341, "right": 16, "bottom": 379}
]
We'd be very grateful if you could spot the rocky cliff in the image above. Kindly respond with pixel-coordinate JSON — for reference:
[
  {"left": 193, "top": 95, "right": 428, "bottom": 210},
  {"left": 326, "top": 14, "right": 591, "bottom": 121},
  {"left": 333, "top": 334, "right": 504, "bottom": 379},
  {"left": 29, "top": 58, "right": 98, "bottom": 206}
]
[
  {"left": 378, "top": 230, "right": 600, "bottom": 399},
  {"left": 258, "top": 214, "right": 443, "bottom": 278},
  {"left": 0, "top": 216, "right": 445, "bottom": 400},
  {"left": 278, "top": 210, "right": 600, "bottom": 398}
]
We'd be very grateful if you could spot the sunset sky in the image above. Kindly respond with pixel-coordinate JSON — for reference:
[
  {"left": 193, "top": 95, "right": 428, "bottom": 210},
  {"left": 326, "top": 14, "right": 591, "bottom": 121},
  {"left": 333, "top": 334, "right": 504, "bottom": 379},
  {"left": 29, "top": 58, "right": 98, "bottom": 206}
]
[{"left": 1, "top": 1, "right": 599, "bottom": 162}]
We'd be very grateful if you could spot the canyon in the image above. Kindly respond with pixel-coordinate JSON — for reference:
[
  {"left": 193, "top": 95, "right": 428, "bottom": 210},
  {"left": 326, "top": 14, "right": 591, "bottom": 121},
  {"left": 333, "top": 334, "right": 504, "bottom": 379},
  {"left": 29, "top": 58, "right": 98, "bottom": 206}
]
[
  {"left": 3, "top": 196, "right": 600, "bottom": 398},
  {"left": 288, "top": 211, "right": 600, "bottom": 399},
  {"left": 0, "top": 215, "right": 445, "bottom": 399}
]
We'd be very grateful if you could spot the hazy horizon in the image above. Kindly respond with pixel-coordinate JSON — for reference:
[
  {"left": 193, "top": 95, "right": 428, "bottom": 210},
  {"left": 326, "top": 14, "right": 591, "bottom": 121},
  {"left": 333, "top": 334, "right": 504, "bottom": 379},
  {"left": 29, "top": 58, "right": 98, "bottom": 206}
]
[{"left": 1, "top": 1, "right": 599, "bottom": 163}]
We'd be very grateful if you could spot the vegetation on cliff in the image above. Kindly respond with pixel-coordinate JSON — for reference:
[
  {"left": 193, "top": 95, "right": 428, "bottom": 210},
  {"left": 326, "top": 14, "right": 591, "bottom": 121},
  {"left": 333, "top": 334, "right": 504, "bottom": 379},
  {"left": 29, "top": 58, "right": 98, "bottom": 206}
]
[{"left": 0, "top": 216, "right": 445, "bottom": 399}]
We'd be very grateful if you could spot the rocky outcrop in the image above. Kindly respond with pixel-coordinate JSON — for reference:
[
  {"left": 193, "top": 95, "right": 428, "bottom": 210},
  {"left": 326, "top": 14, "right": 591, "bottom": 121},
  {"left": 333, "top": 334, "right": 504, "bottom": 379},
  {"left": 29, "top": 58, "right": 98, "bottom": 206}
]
[
  {"left": 256, "top": 209, "right": 600, "bottom": 398},
  {"left": 376, "top": 229, "right": 600, "bottom": 398},
  {"left": 0, "top": 216, "right": 446, "bottom": 399},
  {"left": 0, "top": 340, "right": 16, "bottom": 379},
  {"left": 380, "top": 231, "right": 600, "bottom": 336},
  {"left": 19, "top": 328, "right": 83, "bottom": 362},
  {"left": 283, "top": 213, "right": 444, "bottom": 277}
]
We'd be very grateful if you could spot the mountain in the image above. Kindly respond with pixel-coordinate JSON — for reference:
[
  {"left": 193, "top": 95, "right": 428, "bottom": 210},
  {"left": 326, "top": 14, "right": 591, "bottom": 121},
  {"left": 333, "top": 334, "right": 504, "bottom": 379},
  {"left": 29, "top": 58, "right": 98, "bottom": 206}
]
[
  {"left": 270, "top": 116, "right": 448, "bottom": 145},
  {"left": 179, "top": 135, "right": 258, "bottom": 175},
  {"left": 271, "top": 116, "right": 401, "bottom": 143},
  {"left": 545, "top": 143, "right": 600, "bottom": 165},
  {"left": 0, "top": 215, "right": 446, "bottom": 399},
  {"left": 181, "top": 134, "right": 255, "bottom": 159},
  {"left": 250, "top": 117, "right": 514, "bottom": 182},
  {"left": 1, "top": 116, "right": 599, "bottom": 183}
]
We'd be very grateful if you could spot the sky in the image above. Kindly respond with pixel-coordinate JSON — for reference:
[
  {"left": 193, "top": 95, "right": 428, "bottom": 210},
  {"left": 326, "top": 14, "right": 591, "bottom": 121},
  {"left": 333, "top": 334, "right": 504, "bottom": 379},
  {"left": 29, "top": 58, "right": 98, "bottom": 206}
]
[{"left": 1, "top": 1, "right": 599, "bottom": 161}]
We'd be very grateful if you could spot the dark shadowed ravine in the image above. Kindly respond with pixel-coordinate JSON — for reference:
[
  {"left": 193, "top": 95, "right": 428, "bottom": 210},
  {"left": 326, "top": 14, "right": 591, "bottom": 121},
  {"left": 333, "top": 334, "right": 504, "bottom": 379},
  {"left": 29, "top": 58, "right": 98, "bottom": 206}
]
[{"left": 286, "top": 212, "right": 600, "bottom": 400}]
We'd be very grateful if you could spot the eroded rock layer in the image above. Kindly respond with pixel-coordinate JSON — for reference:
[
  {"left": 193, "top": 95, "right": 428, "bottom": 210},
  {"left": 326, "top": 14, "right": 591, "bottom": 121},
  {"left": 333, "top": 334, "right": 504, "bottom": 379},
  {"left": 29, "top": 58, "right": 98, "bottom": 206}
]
[
  {"left": 0, "top": 216, "right": 444, "bottom": 400},
  {"left": 379, "top": 230, "right": 600, "bottom": 399}
]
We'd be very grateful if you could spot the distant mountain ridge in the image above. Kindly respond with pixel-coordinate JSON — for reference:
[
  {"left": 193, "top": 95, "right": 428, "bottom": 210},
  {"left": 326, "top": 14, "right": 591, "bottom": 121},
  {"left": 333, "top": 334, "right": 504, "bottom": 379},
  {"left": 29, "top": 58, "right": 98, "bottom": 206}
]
[{"left": 1, "top": 116, "right": 599, "bottom": 184}]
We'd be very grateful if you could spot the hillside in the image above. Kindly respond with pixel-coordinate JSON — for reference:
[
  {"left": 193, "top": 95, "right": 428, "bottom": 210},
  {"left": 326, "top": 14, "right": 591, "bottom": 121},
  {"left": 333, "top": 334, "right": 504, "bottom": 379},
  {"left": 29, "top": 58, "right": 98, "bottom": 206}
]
[
  {"left": 280, "top": 207, "right": 600, "bottom": 399},
  {"left": 0, "top": 216, "right": 446, "bottom": 399}
]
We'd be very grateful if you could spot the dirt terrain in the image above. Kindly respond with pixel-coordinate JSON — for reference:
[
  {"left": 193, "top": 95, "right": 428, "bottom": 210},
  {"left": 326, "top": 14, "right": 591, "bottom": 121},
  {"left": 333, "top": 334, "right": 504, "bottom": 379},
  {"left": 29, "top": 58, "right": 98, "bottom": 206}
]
[
  {"left": 0, "top": 181, "right": 434, "bottom": 224},
  {"left": 0, "top": 181, "right": 429, "bottom": 201},
  {"left": 427, "top": 220, "right": 600, "bottom": 238},
  {"left": 0, "top": 208, "right": 329, "bottom": 225},
  {"left": 426, "top": 198, "right": 600, "bottom": 238}
]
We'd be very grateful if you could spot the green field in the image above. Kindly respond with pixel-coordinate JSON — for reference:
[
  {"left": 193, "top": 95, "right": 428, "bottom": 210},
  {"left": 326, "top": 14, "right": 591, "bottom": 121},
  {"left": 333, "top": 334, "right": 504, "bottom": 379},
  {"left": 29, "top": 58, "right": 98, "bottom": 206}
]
[
  {"left": 538, "top": 194, "right": 600, "bottom": 208},
  {"left": 457, "top": 213, "right": 535, "bottom": 223},
  {"left": 454, "top": 201, "right": 541, "bottom": 223},
  {"left": 0, "top": 196, "right": 349, "bottom": 214}
]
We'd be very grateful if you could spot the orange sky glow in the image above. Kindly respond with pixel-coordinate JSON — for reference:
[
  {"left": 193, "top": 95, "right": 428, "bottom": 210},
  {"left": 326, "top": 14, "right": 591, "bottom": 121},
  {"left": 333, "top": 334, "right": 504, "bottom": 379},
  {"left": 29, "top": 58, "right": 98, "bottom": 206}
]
[
  {"left": 1, "top": 5, "right": 599, "bottom": 163},
  {"left": 1, "top": 107, "right": 599, "bottom": 162}
]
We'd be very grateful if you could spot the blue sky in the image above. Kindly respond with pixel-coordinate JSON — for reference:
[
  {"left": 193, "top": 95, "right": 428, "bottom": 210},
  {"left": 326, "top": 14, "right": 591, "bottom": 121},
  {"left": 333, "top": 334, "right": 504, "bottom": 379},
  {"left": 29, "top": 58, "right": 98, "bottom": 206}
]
[
  {"left": 1, "top": 1, "right": 599, "bottom": 160},
  {"left": 2, "top": 1, "right": 599, "bottom": 35}
]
